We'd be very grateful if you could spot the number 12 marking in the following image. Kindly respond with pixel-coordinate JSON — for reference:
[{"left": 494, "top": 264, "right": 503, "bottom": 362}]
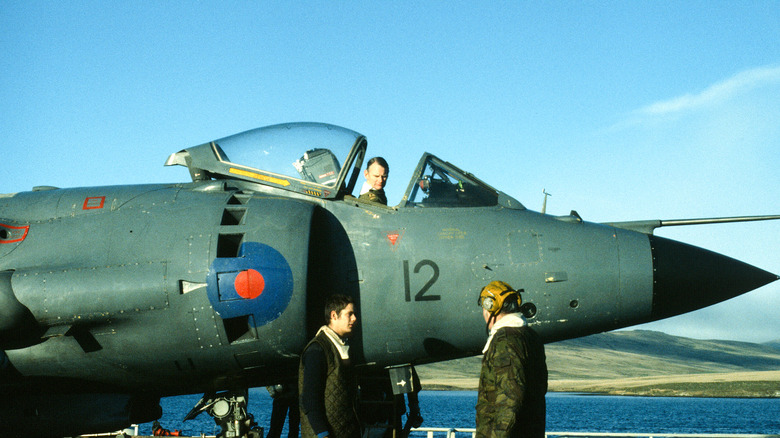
[{"left": 403, "top": 260, "right": 441, "bottom": 302}]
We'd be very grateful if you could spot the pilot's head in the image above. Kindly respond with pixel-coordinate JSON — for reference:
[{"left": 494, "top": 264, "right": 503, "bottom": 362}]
[
  {"left": 478, "top": 280, "right": 521, "bottom": 323},
  {"left": 364, "top": 157, "right": 389, "bottom": 191},
  {"left": 324, "top": 294, "right": 357, "bottom": 338}
]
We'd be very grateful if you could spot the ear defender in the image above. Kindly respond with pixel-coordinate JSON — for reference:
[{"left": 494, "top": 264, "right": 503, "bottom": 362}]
[
  {"left": 479, "top": 295, "right": 498, "bottom": 313},
  {"left": 478, "top": 281, "right": 522, "bottom": 316}
]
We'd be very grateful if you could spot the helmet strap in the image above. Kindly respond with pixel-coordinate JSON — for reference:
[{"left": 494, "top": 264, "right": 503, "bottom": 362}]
[{"left": 485, "top": 312, "right": 497, "bottom": 336}]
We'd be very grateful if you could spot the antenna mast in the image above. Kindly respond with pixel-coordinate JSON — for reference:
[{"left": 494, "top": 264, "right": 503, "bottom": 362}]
[{"left": 542, "top": 189, "right": 552, "bottom": 214}]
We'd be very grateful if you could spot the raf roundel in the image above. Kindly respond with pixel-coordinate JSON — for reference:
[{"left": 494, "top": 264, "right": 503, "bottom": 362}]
[{"left": 207, "top": 242, "right": 293, "bottom": 327}]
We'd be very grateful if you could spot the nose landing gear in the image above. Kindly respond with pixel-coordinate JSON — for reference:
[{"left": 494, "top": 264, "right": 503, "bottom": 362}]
[{"left": 184, "top": 389, "right": 263, "bottom": 438}]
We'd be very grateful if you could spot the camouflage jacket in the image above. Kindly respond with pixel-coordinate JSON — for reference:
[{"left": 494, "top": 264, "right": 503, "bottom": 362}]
[
  {"left": 476, "top": 325, "right": 547, "bottom": 438},
  {"left": 358, "top": 189, "right": 387, "bottom": 205}
]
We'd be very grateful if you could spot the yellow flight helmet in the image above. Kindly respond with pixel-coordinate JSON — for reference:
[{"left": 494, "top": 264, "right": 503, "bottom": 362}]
[{"left": 478, "top": 280, "right": 522, "bottom": 315}]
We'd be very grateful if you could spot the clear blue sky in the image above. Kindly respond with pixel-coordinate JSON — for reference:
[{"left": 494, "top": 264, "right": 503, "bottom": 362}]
[{"left": 2, "top": 2, "right": 778, "bottom": 342}]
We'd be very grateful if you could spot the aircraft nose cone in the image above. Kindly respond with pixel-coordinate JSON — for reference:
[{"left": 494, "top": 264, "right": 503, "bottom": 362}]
[{"left": 649, "top": 235, "right": 779, "bottom": 319}]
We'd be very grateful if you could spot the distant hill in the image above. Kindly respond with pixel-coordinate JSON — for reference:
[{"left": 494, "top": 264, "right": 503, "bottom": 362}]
[
  {"left": 416, "top": 330, "right": 780, "bottom": 397},
  {"left": 764, "top": 339, "right": 780, "bottom": 352}
]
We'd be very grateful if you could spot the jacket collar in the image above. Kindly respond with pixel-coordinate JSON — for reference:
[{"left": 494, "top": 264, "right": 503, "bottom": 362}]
[
  {"left": 319, "top": 325, "right": 350, "bottom": 360},
  {"left": 482, "top": 313, "right": 526, "bottom": 354}
]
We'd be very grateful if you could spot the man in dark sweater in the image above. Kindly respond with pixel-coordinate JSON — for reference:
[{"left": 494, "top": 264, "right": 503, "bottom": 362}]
[{"left": 299, "top": 294, "right": 360, "bottom": 438}]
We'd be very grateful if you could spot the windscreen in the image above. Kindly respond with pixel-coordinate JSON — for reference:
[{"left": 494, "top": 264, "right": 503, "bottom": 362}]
[{"left": 405, "top": 155, "right": 499, "bottom": 207}]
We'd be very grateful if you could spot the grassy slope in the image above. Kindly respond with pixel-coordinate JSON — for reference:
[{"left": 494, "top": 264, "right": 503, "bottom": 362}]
[{"left": 416, "top": 330, "right": 780, "bottom": 397}]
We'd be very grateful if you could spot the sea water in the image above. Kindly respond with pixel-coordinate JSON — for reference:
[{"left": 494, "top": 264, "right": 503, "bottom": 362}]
[{"left": 141, "top": 390, "right": 780, "bottom": 436}]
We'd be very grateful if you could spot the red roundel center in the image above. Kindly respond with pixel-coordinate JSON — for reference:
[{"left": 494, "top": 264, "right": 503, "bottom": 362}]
[{"left": 235, "top": 269, "right": 265, "bottom": 299}]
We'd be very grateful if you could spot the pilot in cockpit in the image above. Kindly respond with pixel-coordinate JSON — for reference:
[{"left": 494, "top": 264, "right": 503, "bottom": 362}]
[{"left": 358, "top": 157, "right": 389, "bottom": 205}]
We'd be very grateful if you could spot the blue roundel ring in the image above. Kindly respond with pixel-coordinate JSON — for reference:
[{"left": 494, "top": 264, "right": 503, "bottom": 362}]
[{"left": 207, "top": 242, "right": 294, "bottom": 327}]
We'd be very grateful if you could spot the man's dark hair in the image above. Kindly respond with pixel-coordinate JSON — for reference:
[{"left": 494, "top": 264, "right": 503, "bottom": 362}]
[
  {"left": 324, "top": 294, "right": 355, "bottom": 324},
  {"left": 366, "top": 156, "right": 389, "bottom": 172},
  {"left": 502, "top": 295, "right": 520, "bottom": 314}
]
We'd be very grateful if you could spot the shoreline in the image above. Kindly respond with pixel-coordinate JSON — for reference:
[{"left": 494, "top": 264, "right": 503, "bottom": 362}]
[
  {"left": 420, "top": 387, "right": 780, "bottom": 399},
  {"left": 420, "top": 370, "right": 780, "bottom": 398}
]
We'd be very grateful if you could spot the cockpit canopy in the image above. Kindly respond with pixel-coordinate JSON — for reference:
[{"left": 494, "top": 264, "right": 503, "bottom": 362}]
[
  {"left": 166, "top": 122, "right": 523, "bottom": 209},
  {"left": 165, "top": 122, "right": 365, "bottom": 199}
]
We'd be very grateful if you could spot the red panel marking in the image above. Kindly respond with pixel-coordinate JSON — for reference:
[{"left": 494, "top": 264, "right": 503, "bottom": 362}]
[
  {"left": 387, "top": 233, "right": 400, "bottom": 245},
  {"left": 386, "top": 230, "right": 405, "bottom": 247},
  {"left": 0, "top": 223, "right": 29, "bottom": 244},
  {"left": 235, "top": 269, "right": 265, "bottom": 299},
  {"left": 83, "top": 196, "right": 106, "bottom": 210}
]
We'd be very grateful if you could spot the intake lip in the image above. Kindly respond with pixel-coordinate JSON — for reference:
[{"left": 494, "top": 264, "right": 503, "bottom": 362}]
[
  {"left": 0, "top": 271, "right": 44, "bottom": 350},
  {"left": 649, "top": 235, "right": 779, "bottom": 320}
]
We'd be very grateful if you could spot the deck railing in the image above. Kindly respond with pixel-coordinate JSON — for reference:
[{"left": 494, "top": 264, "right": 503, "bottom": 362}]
[
  {"left": 408, "top": 429, "right": 780, "bottom": 438},
  {"left": 80, "top": 426, "right": 780, "bottom": 438}
]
